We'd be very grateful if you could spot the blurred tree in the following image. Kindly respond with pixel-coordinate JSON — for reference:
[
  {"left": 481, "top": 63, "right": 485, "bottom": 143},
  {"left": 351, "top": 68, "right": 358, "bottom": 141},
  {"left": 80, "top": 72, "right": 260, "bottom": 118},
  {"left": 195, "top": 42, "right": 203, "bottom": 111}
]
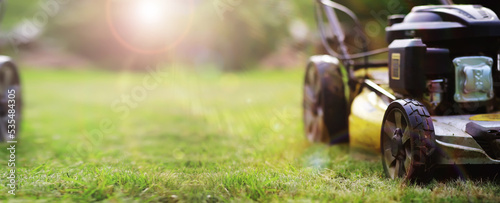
[{"left": 210, "top": 0, "right": 294, "bottom": 70}]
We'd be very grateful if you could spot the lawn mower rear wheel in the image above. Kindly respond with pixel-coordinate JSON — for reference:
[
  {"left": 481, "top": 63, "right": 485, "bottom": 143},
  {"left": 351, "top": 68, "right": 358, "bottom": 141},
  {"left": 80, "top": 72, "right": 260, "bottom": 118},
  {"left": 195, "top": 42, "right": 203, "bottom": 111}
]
[
  {"left": 303, "top": 56, "right": 349, "bottom": 144},
  {"left": 0, "top": 61, "right": 21, "bottom": 142}
]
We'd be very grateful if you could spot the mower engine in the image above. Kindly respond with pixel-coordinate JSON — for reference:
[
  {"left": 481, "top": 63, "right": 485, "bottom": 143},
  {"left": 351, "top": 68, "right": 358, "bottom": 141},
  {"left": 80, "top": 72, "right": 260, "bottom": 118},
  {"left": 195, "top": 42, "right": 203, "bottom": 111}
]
[{"left": 386, "top": 5, "right": 500, "bottom": 115}]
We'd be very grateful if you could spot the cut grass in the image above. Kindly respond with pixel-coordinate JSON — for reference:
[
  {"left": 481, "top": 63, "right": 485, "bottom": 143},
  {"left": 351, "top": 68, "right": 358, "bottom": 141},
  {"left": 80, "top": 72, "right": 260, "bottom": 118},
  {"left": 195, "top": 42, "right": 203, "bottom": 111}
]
[{"left": 1, "top": 65, "right": 500, "bottom": 202}]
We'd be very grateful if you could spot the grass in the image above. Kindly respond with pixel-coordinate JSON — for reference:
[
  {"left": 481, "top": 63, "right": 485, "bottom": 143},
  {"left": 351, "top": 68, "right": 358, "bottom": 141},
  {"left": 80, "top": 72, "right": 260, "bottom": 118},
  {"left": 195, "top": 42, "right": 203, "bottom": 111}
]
[{"left": 1, "top": 65, "right": 500, "bottom": 202}]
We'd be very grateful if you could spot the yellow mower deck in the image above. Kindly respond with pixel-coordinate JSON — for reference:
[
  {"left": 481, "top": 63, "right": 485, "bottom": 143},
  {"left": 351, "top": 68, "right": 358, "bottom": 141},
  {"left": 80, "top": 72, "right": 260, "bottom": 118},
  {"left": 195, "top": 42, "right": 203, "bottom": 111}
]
[{"left": 349, "top": 68, "right": 390, "bottom": 152}]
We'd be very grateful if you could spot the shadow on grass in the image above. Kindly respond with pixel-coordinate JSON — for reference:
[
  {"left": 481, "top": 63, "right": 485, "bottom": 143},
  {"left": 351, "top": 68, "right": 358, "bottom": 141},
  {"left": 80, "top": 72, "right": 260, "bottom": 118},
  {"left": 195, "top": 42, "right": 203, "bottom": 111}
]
[{"left": 434, "top": 165, "right": 500, "bottom": 183}]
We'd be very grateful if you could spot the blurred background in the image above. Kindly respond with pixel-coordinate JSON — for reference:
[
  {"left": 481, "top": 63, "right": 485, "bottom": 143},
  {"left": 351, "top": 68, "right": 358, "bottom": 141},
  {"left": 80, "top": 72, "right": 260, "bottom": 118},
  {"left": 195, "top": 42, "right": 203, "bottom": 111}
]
[
  {"left": 4, "top": 0, "right": 497, "bottom": 71},
  {"left": 2, "top": 0, "right": 437, "bottom": 71}
]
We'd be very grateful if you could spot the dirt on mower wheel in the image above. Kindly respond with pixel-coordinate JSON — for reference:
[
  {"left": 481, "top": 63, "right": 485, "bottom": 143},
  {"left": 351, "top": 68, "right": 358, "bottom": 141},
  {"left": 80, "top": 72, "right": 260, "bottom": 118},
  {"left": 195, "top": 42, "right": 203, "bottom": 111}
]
[
  {"left": 381, "top": 99, "right": 436, "bottom": 182},
  {"left": 303, "top": 56, "right": 349, "bottom": 144}
]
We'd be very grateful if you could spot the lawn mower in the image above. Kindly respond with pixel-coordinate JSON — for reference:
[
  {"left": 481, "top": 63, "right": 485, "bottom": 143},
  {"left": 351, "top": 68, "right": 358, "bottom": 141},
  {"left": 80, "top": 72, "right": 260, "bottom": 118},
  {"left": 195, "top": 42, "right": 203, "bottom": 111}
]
[
  {"left": 0, "top": 0, "right": 22, "bottom": 142},
  {"left": 303, "top": 0, "right": 500, "bottom": 181}
]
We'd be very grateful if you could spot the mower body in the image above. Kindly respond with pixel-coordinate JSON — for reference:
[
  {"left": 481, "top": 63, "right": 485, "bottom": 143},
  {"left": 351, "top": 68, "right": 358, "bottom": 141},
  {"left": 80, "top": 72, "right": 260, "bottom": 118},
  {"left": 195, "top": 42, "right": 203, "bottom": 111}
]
[
  {"left": 382, "top": 5, "right": 500, "bottom": 165},
  {"left": 305, "top": 1, "right": 500, "bottom": 180}
]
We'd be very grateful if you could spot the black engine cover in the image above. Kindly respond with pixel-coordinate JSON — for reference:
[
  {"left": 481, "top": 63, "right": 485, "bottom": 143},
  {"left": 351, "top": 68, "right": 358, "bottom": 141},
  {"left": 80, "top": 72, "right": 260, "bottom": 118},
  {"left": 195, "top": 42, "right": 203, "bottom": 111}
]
[{"left": 386, "top": 5, "right": 500, "bottom": 44}]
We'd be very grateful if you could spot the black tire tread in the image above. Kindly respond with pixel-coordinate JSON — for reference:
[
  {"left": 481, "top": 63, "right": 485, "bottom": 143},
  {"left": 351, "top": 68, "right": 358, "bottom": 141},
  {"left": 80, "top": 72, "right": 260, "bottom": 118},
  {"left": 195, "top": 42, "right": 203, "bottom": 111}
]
[
  {"left": 304, "top": 56, "right": 349, "bottom": 144},
  {"left": 382, "top": 99, "right": 436, "bottom": 182}
]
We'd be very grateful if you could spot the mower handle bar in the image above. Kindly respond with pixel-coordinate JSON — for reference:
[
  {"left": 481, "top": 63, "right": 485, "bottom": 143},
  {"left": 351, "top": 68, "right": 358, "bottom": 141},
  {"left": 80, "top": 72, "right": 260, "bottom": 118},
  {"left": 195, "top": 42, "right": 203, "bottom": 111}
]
[{"left": 316, "top": 0, "right": 454, "bottom": 61}]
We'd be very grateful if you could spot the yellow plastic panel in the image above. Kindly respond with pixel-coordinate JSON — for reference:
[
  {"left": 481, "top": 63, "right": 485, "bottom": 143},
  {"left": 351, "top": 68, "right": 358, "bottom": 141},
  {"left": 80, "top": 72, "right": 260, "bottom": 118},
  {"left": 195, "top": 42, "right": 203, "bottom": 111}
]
[
  {"left": 349, "top": 88, "right": 388, "bottom": 153},
  {"left": 469, "top": 113, "right": 500, "bottom": 121}
]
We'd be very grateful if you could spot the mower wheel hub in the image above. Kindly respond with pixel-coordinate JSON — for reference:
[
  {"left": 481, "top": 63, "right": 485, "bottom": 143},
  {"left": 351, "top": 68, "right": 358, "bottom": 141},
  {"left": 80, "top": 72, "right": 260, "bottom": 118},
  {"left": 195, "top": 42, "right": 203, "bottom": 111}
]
[{"left": 391, "top": 128, "right": 405, "bottom": 159}]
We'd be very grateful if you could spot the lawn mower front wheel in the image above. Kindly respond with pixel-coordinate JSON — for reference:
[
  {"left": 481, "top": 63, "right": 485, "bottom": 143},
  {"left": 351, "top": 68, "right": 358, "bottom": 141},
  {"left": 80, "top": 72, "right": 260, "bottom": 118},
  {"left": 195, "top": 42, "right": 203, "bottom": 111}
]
[{"left": 381, "top": 99, "right": 436, "bottom": 182}]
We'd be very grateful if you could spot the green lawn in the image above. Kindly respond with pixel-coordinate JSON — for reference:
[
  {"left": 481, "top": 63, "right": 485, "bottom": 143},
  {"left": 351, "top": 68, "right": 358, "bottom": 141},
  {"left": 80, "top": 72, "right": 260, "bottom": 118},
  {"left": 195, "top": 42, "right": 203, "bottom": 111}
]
[{"left": 1, "top": 65, "right": 500, "bottom": 202}]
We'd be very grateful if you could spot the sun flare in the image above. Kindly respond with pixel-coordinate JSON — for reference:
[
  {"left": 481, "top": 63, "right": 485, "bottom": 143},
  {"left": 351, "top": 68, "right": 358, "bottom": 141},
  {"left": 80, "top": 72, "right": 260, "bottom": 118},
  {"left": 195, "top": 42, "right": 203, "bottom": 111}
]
[{"left": 134, "top": 0, "right": 166, "bottom": 25}]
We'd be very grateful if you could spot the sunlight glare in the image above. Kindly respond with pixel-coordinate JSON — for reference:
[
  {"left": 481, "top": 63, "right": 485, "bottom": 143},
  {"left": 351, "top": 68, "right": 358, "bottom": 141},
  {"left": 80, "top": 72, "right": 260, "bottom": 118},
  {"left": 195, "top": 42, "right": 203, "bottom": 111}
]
[{"left": 134, "top": 0, "right": 165, "bottom": 25}]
